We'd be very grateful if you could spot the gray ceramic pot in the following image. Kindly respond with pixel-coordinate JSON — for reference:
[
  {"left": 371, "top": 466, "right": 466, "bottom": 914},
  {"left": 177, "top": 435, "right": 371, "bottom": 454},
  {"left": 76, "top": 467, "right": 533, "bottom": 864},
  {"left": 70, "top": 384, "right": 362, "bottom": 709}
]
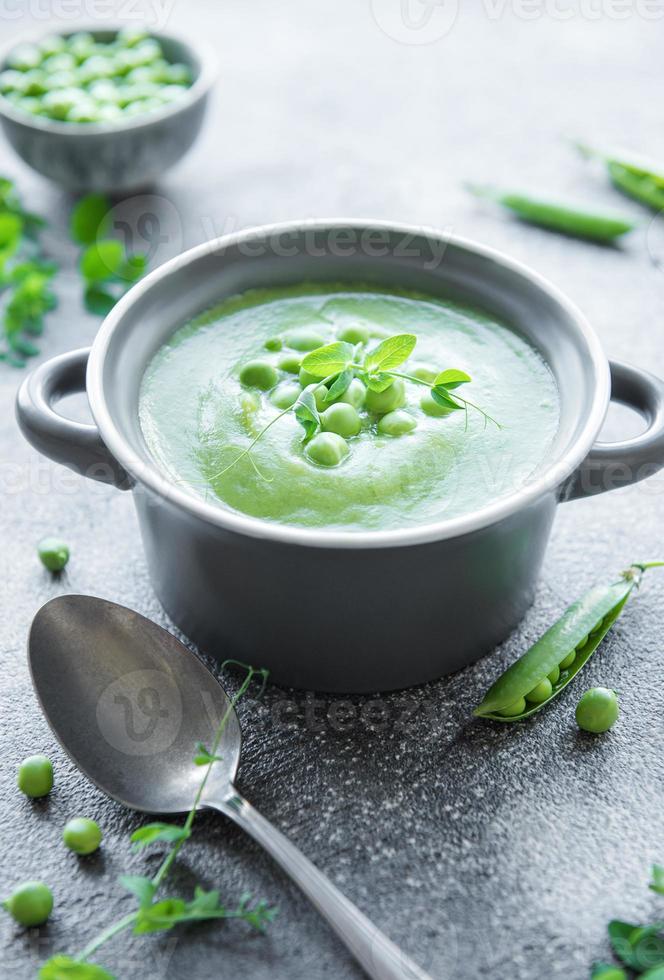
[
  {"left": 0, "top": 29, "right": 216, "bottom": 192},
  {"left": 16, "top": 221, "right": 664, "bottom": 691}
]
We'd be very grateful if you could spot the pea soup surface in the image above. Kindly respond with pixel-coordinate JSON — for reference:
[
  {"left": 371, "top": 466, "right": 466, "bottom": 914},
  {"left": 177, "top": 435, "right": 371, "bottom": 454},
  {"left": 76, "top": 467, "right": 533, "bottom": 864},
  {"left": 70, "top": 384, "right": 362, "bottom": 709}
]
[{"left": 139, "top": 284, "right": 560, "bottom": 531}]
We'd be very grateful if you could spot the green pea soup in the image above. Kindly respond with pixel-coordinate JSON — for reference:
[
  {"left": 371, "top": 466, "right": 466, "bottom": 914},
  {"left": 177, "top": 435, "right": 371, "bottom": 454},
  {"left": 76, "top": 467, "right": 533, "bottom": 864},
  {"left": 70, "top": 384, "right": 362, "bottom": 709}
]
[{"left": 139, "top": 283, "right": 560, "bottom": 531}]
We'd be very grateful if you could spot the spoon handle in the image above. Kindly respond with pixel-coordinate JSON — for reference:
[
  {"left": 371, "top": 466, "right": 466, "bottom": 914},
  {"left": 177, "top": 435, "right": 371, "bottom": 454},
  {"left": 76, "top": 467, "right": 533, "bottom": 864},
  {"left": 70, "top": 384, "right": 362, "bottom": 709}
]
[{"left": 208, "top": 791, "right": 433, "bottom": 980}]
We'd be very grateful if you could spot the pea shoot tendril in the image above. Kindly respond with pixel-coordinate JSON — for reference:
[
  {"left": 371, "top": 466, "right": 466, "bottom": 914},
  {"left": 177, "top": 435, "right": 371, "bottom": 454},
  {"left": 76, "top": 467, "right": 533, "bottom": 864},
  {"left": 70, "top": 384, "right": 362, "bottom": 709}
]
[
  {"left": 212, "top": 331, "right": 500, "bottom": 481},
  {"left": 38, "top": 662, "right": 275, "bottom": 980}
]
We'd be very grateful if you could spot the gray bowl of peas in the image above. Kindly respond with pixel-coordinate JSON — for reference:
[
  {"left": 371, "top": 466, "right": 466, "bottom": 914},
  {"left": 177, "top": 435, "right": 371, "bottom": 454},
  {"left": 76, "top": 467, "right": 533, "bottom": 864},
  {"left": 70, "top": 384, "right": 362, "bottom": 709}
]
[{"left": 0, "top": 26, "right": 216, "bottom": 192}]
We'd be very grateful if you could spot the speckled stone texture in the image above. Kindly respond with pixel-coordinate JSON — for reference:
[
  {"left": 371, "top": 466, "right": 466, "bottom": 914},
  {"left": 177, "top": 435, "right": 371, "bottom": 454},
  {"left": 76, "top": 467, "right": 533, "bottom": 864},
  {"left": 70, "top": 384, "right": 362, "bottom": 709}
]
[{"left": 1, "top": 3, "right": 664, "bottom": 979}]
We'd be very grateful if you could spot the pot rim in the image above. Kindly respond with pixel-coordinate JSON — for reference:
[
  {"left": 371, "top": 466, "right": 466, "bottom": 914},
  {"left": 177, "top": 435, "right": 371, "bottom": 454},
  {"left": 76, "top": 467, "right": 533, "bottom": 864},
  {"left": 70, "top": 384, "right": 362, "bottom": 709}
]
[
  {"left": 87, "top": 219, "right": 610, "bottom": 550},
  {"left": 0, "top": 25, "right": 217, "bottom": 137}
]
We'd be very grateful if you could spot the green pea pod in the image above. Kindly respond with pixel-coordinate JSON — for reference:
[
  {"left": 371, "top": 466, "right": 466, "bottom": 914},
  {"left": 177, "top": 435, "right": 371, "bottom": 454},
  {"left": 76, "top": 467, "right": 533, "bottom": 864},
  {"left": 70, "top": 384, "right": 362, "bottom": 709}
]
[
  {"left": 474, "top": 562, "right": 664, "bottom": 722},
  {"left": 465, "top": 183, "right": 636, "bottom": 241},
  {"left": 576, "top": 143, "right": 664, "bottom": 212}
]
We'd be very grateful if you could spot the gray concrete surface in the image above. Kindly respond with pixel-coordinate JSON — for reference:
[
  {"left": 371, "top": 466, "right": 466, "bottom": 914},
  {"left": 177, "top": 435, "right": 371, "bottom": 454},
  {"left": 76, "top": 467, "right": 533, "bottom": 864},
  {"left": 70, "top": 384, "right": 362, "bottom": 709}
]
[{"left": 1, "top": 3, "right": 664, "bottom": 978}]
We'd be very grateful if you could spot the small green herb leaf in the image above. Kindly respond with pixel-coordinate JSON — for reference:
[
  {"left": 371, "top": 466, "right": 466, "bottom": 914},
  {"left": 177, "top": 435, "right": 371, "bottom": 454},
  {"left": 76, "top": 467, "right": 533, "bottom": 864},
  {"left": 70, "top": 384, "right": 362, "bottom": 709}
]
[
  {"left": 324, "top": 368, "right": 353, "bottom": 404},
  {"left": 434, "top": 368, "right": 471, "bottom": 389},
  {"left": 608, "top": 920, "right": 664, "bottom": 971},
  {"left": 70, "top": 194, "right": 110, "bottom": 245},
  {"left": 364, "top": 333, "right": 416, "bottom": 372},
  {"left": 301, "top": 341, "right": 354, "bottom": 378},
  {"left": 294, "top": 388, "right": 321, "bottom": 443},
  {"left": 130, "top": 822, "right": 191, "bottom": 853},
  {"left": 431, "top": 386, "right": 463, "bottom": 411},
  {"left": 362, "top": 371, "right": 394, "bottom": 393},
  {"left": 193, "top": 742, "right": 224, "bottom": 766},
  {"left": 134, "top": 898, "right": 187, "bottom": 934},
  {"left": 80, "top": 240, "right": 124, "bottom": 282},
  {"left": 119, "top": 253, "right": 147, "bottom": 283},
  {"left": 39, "top": 955, "right": 115, "bottom": 979},
  {"left": 84, "top": 284, "right": 117, "bottom": 316},
  {"left": 651, "top": 865, "right": 664, "bottom": 896},
  {"left": 590, "top": 964, "right": 627, "bottom": 980},
  {"left": 118, "top": 874, "right": 156, "bottom": 909}
]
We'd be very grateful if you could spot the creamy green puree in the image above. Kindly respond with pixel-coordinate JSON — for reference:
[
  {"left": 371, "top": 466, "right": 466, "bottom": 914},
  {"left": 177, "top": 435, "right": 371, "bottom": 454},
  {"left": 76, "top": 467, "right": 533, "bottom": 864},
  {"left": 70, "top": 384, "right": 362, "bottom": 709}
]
[{"left": 139, "top": 283, "right": 559, "bottom": 531}]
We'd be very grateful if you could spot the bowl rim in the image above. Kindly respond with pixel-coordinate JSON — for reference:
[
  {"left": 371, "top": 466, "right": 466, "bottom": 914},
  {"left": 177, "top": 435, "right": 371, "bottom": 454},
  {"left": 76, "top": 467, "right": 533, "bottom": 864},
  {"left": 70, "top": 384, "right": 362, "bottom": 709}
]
[
  {"left": 0, "top": 24, "right": 217, "bottom": 136},
  {"left": 87, "top": 218, "right": 611, "bottom": 550}
]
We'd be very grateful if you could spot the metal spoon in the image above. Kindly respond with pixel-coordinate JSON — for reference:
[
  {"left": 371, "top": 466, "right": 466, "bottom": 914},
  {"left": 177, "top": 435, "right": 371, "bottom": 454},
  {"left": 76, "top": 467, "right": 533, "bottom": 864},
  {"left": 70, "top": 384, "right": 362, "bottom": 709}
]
[{"left": 28, "top": 595, "right": 433, "bottom": 980}]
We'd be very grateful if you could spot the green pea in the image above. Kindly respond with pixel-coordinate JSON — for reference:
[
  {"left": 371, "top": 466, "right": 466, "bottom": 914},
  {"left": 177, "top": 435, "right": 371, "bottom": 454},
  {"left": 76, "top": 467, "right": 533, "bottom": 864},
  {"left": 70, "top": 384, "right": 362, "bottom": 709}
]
[
  {"left": 39, "top": 35, "right": 67, "bottom": 59},
  {"left": 38, "top": 537, "right": 70, "bottom": 572},
  {"left": 313, "top": 384, "right": 330, "bottom": 411},
  {"left": 264, "top": 336, "right": 282, "bottom": 352},
  {"left": 321, "top": 403, "right": 361, "bottom": 438},
  {"left": 0, "top": 69, "right": 27, "bottom": 94},
  {"left": 155, "top": 83, "right": 188, "bottom": 104},
  {"left": 66, "top": 102, "right": 100, "bottom": 124},
  {"left": 411, "top": 365, "right": 438, "bottom": 384},
  {"left": 420, "top": 391, "right": 453, "bottom": 417},
  {"left": 63, "top": 817, "right": 103, "bottom": 855},
  {"left": 132, "top": 39, "right": 162, "bottom": 65},
  {"left": 377, "top": 410, "right": 417, "bottom": 437},
  {"left": 43, "top": 69, "right": 77, "bottom": 91},
  {"left": 365, "top": 378, "right": 406, "bottom": 415},
  {"left": 118, "top": 26, "right": 150, "bottom": 48},
  {"left": 17, "top": 96, "right": 42, "bottom": 116},
  {"left": 575, "top": 688, "right": 619, "bottom": 734},
  {"left": 22, "top": 70, "right": 48, "bottom": 96},
  {"left": 77, "top": 55, "right": 116, "bottom": 84},
  {"left": 497, "top": 697, "right": 526, "bottom": 718},
  {"left": 7, "top": 44, "right": 43, "bottom": 72},
  {"left": 239, "top": 360, "right": 278, "bottom": 391},
  {"left": 17, "top": 755, "right": 53, "bottom": 798},
  {"left": 299, "top": 366, "right": 319, "bottom": 387},
  {"left": 278, "top": 354, "right": 301, "bottom": 375},
  {"left": 339, "top": 377, "right": 366, "bottom": 409},
  {"left": 284, "top": 328, "right": 326, "bottom": 352},
  {"left": 559, "top": 650, "right": 577, "bottom": 670},
  {"left": 88, "top": 80, "right": 121, "bottom": 103},
  {"left": 2, "top": 881, "right": 53, "bottom": 926},
  {"left": 337, "top": 324, "right": 369, "bottom": 345},
  {"left": 305, "top": 432, "right": 349, "bottom": 467},
  {"left": 547, "top": 665, "right": 560, "bottom": 685},
  {"left": 525, "top": 678, "right": 553, "bottom": 704},
  {"left": 42, "top": 53, "right": 77, "bottom": 74},
  {"left": 95, "top": 104, "right": 123, "bottom": 123},
  {"left": 270, "top": 382, "right": 301, "bottom": 410},
  {"left": 165, "top": 63, "right": 192, "bottom": 86},
  {"left": 67, "top": 32, "right": 95, "bottom": 63},
  {"left": 41, "top": 88, "right": 82, "bottom": 120}
]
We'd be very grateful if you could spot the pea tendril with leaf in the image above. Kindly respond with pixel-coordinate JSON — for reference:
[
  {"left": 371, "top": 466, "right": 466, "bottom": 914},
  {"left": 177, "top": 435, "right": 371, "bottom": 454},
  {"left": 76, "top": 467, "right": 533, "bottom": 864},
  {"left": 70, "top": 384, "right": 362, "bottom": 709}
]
[
  {"left": 213, "top": 332, "right": 500, "bottom": 480},
  {"left": 39, "top": 662, "right": 276, "bottom": 980}
]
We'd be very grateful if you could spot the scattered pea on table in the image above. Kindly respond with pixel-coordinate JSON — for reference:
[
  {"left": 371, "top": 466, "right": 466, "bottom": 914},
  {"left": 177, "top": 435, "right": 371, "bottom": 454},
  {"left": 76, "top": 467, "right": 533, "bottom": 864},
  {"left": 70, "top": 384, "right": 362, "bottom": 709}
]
[
  {"left": 17, "top": 754, "right": 53, "bottom": 798},
  {"left": 2, "top": 881, "right": 53, "bottom": 926},
  {"left": 37, "top": 537, "right": 69, "bottom": 572},
  {"left": 62, "top": 817, "right": 103, "bottom": 855},
  {"left": 575, "top": 688, "right": 620, "bottom": 734}
]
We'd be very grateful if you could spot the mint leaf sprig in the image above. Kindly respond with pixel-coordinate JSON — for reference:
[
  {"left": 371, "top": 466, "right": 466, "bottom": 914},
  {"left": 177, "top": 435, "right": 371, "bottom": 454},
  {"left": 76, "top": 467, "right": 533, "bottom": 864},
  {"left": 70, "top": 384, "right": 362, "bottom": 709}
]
[
  {"left": 39, "top": 662, "right": 275, "bottom": 979},
  {"left": 213, "top": 332, "right": 500, "bottom": 480},
  {"left": 0, "top": 177, "right": 56, "bottom": 367},
  {"left": 70, "top": 194, "right": 148, "bottom": 316}
]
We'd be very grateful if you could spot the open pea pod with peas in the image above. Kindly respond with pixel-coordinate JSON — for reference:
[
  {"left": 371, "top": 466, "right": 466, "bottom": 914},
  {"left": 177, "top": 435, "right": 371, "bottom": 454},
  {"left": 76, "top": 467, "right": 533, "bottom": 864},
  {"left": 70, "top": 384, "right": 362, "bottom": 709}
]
[{"left": 474, "top": 562, "right": 664, "bottom": 722}]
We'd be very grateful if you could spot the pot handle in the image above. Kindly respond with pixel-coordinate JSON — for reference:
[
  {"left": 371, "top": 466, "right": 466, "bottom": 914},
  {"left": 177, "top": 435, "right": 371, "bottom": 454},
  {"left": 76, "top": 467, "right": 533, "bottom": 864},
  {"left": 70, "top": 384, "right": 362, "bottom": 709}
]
[
  {"left": 15, "top": 347, "right": 132, "bottom": 490},
  {"left": 563, "top": 359, "right": 664, "bottom": 500}
]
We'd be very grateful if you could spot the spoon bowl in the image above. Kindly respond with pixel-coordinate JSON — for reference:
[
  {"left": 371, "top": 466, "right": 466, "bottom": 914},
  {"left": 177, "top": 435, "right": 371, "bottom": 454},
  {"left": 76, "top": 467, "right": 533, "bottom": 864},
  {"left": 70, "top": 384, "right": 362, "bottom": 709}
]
[
  {"left": 28, "top": 594, "right": 432, "bottom": 980},
  {"left": 29, "top": 594, "right": 239, "bottom": 813}
]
